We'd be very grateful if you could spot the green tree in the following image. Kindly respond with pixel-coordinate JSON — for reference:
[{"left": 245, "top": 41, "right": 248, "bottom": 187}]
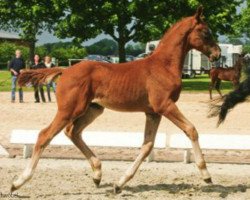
[
  {"left": 0, "top": 0, "right": 65, "bottom": 61},
  {"left": 0, "top": 42, "right": 29, "bottom": 69},
  {"left": 232, "top": 0, "right": 250, "bottom": 37},
  {"left": 42, "top": 41, "right": 77, "bottom": 53},
  {"left": 36, "top": 41, "right": 87, "bottom": 62},
  {"left": 126, "top": 43, "right": 145, "bottom": 56},
  {"left": 86, "top": 39, "right": 118, "bottom": 55},
  {"left": 35, "top": 46, "right": 47, "bottom": 58},
  {"left": 50, "top": 46, "right": 87, "bottom": 66},
  {"left": 55, "top": 0, "right": 241, "bottom": 62},
  {"left": 229, "top": 1, "right": 250, "bottom": 52}
]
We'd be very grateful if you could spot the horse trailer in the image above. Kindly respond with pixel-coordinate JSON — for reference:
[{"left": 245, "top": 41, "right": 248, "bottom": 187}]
[{"left": 145, "top": 41, "right": 242, "bottom": 78}]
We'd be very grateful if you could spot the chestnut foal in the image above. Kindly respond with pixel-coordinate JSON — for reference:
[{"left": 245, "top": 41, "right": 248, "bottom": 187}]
[
  {"left": 13, "top": 6, "right": 220, "bottom": 194},
  {"left": 209, "top": 54, "right": 245, "bottom": 99}
]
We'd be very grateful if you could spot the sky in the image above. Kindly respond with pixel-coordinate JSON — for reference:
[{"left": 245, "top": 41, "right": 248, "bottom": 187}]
[
  {"left": 36, "top": 31, "right": 113, "bottom": 46},
  {"left": 0, "top": 29, "right": 113, "bottom": 46}
]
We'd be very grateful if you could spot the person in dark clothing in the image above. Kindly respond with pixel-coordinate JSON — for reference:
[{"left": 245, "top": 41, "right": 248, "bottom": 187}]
[
  {"left": 44, "top": 56, "right": 56, "bottom": 102},
  {"left": 9, "top": 49, "right": 25, "bottom": 103},
  {"left": 31, "top": 54, "right": 46, "bottom": 103}
]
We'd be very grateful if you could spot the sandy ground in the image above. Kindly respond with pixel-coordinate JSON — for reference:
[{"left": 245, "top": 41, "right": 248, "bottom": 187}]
[
  {"left": 1, "top": 91, "right": 250, "bottom": 146},
  {"left": 1, "top": 91, "right": 250, "bottom": 162},
  {"left": 1, "top": 158, "right": 250, "bottom": 200},
  {"left": 1, "top": 92, "right": 250, "bottom": 199}
]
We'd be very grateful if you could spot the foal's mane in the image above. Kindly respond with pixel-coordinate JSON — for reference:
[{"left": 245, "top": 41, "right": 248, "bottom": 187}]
[{"left": 152, "top": 16, "right": 194, "bottom": 55}]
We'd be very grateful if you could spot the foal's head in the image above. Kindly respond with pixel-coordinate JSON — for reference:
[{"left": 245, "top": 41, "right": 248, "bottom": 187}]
[{"left": 188, "top": 6, "right": 221, "bottom": 62}]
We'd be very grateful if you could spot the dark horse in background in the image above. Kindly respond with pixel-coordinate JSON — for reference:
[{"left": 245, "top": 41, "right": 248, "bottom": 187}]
[
  {"left": 209, "top": 54, "right": 250, "bottom": 125},
  {"left": 209, "top": 54, "right": 245, "bottom": 99}
]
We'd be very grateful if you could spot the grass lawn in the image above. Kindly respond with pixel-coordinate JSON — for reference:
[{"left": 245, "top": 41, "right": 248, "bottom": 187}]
[
  {"left": 0, "top": 70, "right": 33, "bottom": 92},
  {"left": 0, "top": 70, "right": 12, "bottom": 91},
  {"left": 182, "top": 74, "right": 233, "bottom": 93},
  {"left": 0, "top": 70, "right": 234, "bottom": 93}
]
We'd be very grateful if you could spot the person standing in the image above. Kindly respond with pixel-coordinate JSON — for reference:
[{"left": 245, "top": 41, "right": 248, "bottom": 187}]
[
  {"left": 9, "top": 49, "right": 25, "bottom": 103},
  {"left": 44, "top": 56, "right": 56, "bottom": 102},
  {"left": 31, "top": 54, "right": 46, "bottom": 103}
]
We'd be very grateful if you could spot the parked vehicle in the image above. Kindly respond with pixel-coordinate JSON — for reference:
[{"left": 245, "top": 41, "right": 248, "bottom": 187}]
[
  {"left": 135, "top": 53, "right": 148, "bottom": 60},
  {"left": 216, "top": 44, "right": 242, "bottom": 67},
  {"left": 183, "top": 49, "right": 211, "bottom": 78},
  {"left": 107, "top": 56, "right": 119, "bottom": 63},
  {"left": 126, "top": 55, "right": 135, "bottom": 62},
  {"left": 84, "top": 54, "right": 110, "bottom": 62}
]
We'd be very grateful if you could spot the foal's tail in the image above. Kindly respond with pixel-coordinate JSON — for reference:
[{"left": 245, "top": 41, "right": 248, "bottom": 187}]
[
  {"left": 208, "top": 76, "right": 250, "bottom": 126},
  {"left": 18, "top": 67, "right": 64, "bottom": 87},
  {"left": 215, "top": 79, "right": 221, "bottom": 90}
]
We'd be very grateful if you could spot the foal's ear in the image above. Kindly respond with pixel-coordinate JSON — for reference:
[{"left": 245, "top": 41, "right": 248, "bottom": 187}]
[{"left": 195, "top": 5, "right": 204, "bottom": 22}]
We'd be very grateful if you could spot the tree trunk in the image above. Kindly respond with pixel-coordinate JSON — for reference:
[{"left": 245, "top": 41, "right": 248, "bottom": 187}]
[
  {"left": 29, "top": 41, "right": 35, "bottom": 64},
  {"left": 118, "top": 37, "right": 126, "bottom": 63},
  {"left": 117, "top": 14, "right": 127, "bottom": 63}
]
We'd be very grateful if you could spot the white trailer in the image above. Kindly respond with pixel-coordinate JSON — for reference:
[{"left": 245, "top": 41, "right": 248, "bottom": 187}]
[
  {"left": 145, "top": 41, "right": 242, "bottom": 78},
  {"left": 183, "top": 49, "right": 211, "bottom": 78},
  {"left": 217, "top": 44, "right": 242, "bottom": 67}
]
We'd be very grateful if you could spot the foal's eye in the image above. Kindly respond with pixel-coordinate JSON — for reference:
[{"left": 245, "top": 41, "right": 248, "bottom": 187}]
[{"left": 202, "top": 30, "right": 212, "bottom": 40}]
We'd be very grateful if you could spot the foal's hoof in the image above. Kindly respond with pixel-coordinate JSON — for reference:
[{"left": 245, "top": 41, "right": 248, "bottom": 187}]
[
  {"left": 204, "top": 177, "right": 213, "bottom": 184},
  {"left": 93, "top": 178, "right": 101, "bottom": 187},
  {"left": 10, "top": 184, "right": 17, "bottom": 193},
  {"left": 113, "top": 184, "right": 122, "bottom": 194}
]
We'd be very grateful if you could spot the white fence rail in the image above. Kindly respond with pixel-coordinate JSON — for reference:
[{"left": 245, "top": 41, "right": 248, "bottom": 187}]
[
  {"left": 10, "top": 130, "right": 166, "bottom": 161},
  {"left": 10, "top": 129, "right": 250, "bottom": 163}
]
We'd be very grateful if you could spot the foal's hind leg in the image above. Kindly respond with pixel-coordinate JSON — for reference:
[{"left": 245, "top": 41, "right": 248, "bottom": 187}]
[
  {"left": 11, "top": 112, "right": 70, "bottom": 192},
  {"left": 162, "top": 102, "right": 211, "bottom": 183},
  {"left": 64, "top": 103, "right": 104, "bottom": 187},
  {"left": 114, "top": 113, "right": 161, "bottom": 193},
  {"left": 11, "top": 83, "right": 92, "bottom": 192}
]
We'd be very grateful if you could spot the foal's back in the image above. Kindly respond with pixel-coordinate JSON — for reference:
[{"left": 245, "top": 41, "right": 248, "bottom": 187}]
[
  {"left": 210, "top": 67, "right": 236, "bottom": 81},
  {"left": 62, "top": 59, "right": 154, "bottom": 112}
]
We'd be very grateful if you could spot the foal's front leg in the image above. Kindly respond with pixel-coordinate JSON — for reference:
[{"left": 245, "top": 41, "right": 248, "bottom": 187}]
[
  {"left": 209, "top": 82, "right": 213, "bottom": 100},
  {"left": 215, "top": 79, "right": 223, "bottom": 98},
  {"left": 209, "top": 79, "right": 216, "bottom": 100},
  {"left": 114, "top": 113, "right": 161, "bottom": 193},
  {"left": 161, "top": 102, "right": 212, "bottom": 182}
]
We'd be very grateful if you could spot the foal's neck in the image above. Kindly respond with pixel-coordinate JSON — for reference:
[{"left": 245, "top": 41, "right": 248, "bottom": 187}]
[{"left": 151, "top": 18, "right": 194, "bottom": 76}]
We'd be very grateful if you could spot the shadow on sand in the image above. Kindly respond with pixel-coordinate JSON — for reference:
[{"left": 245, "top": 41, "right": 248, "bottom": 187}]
[
  {"left": 17, "top": 183, "right": 249, "bottom": 198},
  {"left": 122, "top": 183, "right": 249, "bottom": 198}
]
